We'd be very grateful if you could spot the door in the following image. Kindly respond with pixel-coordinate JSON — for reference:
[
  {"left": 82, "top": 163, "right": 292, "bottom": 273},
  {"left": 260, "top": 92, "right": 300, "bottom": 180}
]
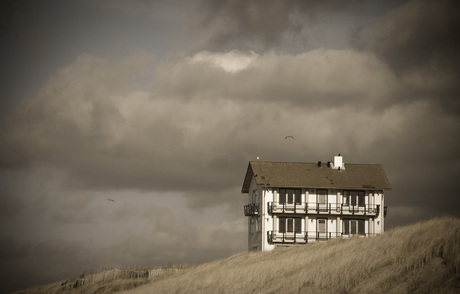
[
  {"left": 317, "top": 190, "right": 328, "bottom": 212},
  {"left": 317, "top": 218, "right": 327, "bottom": 240}
]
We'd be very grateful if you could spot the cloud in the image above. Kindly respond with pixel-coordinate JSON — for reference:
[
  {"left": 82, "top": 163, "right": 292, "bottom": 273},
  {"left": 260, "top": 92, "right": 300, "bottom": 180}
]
[
  {"left": 370, "top": 0, "right": 460, "bottom": 72},
  {"left": 0, "top": 193, "right": 246, "bottom": 292},
  {"left": 0, "top": 238, "right": 106, "bottom": 293},
  {"left": 154, "top": 49, "right": 396, "bottom": 106},
  {"left": 191, "top": 0, "right": 356, "bottom": 49},
  {"left": 111, "top": 206, "right": 246, "bottom": 265},
  {"left": 1, "top": 47, "right": 458, "bottom": 199},
  {"left": 191, "top": 50, "right": 258, "bottom": 73},
  {"left": 353, "top": 0, "right": 460, "bottom": 112},
  {"left": 0, "top": 195, "right": 25, "bottom": 216},
  {"left": 2, "top": 49, "right": 389, "bottom": 198},
  {"left": 1, "top": 2, "right": 460, "bottom": 292}
]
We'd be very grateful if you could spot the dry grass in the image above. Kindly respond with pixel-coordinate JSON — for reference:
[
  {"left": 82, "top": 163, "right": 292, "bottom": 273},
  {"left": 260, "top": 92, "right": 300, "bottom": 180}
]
[
  {"left": 14, "top": 217, "right": 460, "bottom": 294},
  {"left": 13, "top": 265, "right": 188, "bottom": 294}
]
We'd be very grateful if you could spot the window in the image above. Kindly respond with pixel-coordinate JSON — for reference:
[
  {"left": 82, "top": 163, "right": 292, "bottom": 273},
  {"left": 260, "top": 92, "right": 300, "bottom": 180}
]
[
  {"left": 359, "top": 219, "right": 365, "bottom": 234},
  {"left": 279, "top": 217, "right": 286, "bottom": 233},
  {"left": 250, "top": 217, "right": 258, "bottom": 234},
  {"left": 342, "top": 219, "right": 365, "bottom": 235},
  {"left": 343, "top": 190, "right": 365, "bottom": 207},
  {"left": 279, "top": 217, "right": 302, "bottom": 233},
  {"left": 279, "top": 188, "right": 301, "bottom": 205},
  {"left": 343, "top": 219, "right": 349, "bottom": 233},
  {"left": 358, "top": 191, "right": 365, "bottom": 207},
  {"left": 351, "top": 191, "right": 357, "bottom": 206},
  {"left": 252, "top": 190, "right": 259, "bottom": 204},
  {"left": 287, "top": 189, "right": 293, "bottom": 204},
  {"left": 343, "top": 191, "right": 350, "bottom": 206},
  {"left": 279, "top": 189, "right": 286, "bottom": 204},
  {"left": 295, "top": 189, "right": 301, "bottom": 204}
]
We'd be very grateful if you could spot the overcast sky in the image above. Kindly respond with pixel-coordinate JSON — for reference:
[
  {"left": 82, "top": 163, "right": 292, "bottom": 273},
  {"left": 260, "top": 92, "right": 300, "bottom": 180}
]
[{"left": 1, "top": 0, "right": 459, "bottom": 292}]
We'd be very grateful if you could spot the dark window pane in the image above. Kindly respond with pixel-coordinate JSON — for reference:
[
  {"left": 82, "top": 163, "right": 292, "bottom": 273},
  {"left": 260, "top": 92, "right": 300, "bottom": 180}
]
[
  {"left": 351, "top": 191, "right": 357, "bottom": 206},
  {"left": 280, "top": 189, "right": 286, "bottom": 204},
  {"left": 351, "top": 220, "right": 357, "bottom": 234},
  {"left": 343, "top": 220, "right": 349, "bottom": 234},
  {"left": 287, "top": 219, "right": 294, "bottom": 232},
  {"left": 279, "top": 217, "right": 286, "bottom": 233},
  {"left": 287, "top": 189, "right": 294, "bottom": 204},
  {"left": 358, "top": 220, "right": 365, "bottom": 235},
  {"left": 358, "top": 191, "right": 365, "bottom": 207},
  {"left": 295, "top": 218, "right": 301, "bottom": 233},
  {"left": 295, "top": 189, "right": 301, "bottom": 204},
  {"left": 343, "top": 191, "right": 350, "bottom": 205}
]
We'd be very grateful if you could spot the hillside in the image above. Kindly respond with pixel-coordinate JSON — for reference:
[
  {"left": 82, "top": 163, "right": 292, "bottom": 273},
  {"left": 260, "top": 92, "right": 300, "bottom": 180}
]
[{"left": 15, "top": 217, "right": 460, "bottom": 294}]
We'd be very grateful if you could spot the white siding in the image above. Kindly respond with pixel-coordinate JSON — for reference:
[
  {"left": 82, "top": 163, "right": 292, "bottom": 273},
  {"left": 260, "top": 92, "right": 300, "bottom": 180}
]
[{"left": 246, "top": 185, "right": 386, "bottom": 251}]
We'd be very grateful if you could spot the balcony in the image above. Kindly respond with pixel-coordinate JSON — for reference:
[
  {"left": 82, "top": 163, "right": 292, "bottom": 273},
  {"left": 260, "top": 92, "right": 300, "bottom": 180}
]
[
  {"left": 244, "top": 203, "right": 259, "bottom": 216},
  {"left": 267, "top": 230, "right": 377, "bottom": 244},
  {"left": 267, "top": 202, "right": 381, "bottom": 217}
]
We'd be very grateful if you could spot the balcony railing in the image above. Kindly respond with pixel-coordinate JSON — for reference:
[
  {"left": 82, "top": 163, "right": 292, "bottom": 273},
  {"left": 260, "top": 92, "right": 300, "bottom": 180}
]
[
  {"left": 244, "top": 203, "right": 259, "bottom": 216},
  {"left": 268, "top": 202, "right": 382, "bottom": 217},
  {"left": 267, "top": 230, "right": 377, "bottom": 244}
]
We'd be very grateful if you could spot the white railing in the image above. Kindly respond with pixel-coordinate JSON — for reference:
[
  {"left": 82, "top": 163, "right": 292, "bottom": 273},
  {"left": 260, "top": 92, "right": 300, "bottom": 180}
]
[{"left": 267, "top": 202, "right": 381, "bottom": 216}]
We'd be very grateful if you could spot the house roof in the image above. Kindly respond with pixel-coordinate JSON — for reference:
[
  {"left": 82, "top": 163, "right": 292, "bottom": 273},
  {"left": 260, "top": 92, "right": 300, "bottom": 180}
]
[{"left": 241, "top": 161, "right": 392, "bottom": 193}]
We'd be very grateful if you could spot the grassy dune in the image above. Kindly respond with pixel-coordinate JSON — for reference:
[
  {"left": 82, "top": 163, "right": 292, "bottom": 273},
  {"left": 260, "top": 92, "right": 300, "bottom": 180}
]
[{"left": 16, "top": 217, "right": 460, "bottom": 294}]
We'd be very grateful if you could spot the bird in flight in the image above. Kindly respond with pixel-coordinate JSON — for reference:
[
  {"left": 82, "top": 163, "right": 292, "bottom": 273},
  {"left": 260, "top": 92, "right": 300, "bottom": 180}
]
[
  {"left": 285, "top": 136, "right": 294, "bottom": 139},
  {"left": 107, "top": 198, "right": 115, "bottom": 202}
]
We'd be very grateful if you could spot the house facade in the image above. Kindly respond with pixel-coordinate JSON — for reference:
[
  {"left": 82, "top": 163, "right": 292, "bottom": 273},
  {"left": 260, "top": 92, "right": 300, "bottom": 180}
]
[{"left": 241, "top": 155, "right": 391, "bottom": 251}]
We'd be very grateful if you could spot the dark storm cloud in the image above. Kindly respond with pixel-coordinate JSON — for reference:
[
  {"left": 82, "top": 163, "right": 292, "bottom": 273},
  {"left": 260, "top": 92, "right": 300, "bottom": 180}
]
[
  {"left": 370, "top": 0, "right": 460, "bottom": 73},
  {"left": 354, "top": 0, "right": 460, "bottom": 112},
  {"left": 0, "top": 49, "right": 400, "bottom": 195},
  {"left": 0, "top": 238, "right": 105, "bottom": 293},
  {"left": 0, "top": 204, "right": 246, "bottom": 293},
  {"left": 111, "top": 205, "right": 246, "bottom": 265},
  {"left": 1, "top": 46, "right": 458, "bottom": 202},
  {"left": 193, "top": 0, "right": 357, "bottom": 49},
  {"left": 1, "top": 1, "right": 460, "bottom": 292}
]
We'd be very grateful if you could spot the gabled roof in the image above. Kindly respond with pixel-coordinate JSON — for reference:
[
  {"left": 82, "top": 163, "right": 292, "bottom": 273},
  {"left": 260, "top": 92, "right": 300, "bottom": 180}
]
[{"left": 241, "top": 161, "right": 392, "bottom": 193}]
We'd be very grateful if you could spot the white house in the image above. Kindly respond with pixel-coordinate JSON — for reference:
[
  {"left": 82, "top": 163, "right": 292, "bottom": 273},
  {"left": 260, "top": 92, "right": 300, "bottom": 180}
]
[{"left": 241, "top": 155, "right": 391, "bottom": 251}]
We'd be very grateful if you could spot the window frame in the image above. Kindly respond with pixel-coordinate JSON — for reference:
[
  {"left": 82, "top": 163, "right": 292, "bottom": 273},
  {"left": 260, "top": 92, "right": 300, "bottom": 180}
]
[
  {"left": 342, "top": 219, "right": 365, "bottom": 236},
  {"left": 279, "top": 188, "right": 302, "bottom": 205},
  {"left": 279, "top": 217, "right": 302, "bottom": 234},
  {"left": 343, "top": 190, "right": 366, "bottom": 207}
]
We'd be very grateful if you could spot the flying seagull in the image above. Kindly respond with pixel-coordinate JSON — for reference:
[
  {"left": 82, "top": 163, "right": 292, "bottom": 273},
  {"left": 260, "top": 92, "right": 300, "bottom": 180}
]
[
  {"left": 285, "top": 136, "right": 294, "bottom": 139},
  {"left": 107, "top": 198, "right": 115, "bottom": 202}
]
